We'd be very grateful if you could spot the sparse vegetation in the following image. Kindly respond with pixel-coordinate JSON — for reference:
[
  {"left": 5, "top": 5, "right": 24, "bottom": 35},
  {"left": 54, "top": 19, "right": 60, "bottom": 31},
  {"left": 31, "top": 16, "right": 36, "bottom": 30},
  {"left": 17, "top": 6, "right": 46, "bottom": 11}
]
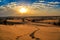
[
  {"left": 53, "top": 21, "right": 60, "bottom": 26},
  {"left": 0, "top": 16, "right": 60, "bottom": 26},
  {"left": 0, "top": 16, "right": 60, "bottom": 40}
]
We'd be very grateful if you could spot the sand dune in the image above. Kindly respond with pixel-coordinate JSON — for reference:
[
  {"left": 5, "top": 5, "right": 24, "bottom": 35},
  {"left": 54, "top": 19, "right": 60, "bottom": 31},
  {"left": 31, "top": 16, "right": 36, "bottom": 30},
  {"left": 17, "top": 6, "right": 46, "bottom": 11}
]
[{"left": 0, "top": 23, "right": 60, "bottom": 40}]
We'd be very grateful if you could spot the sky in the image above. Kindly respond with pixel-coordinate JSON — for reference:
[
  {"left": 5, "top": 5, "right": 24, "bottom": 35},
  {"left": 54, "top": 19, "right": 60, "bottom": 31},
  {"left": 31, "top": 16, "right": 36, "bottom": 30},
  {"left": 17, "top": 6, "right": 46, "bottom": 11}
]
[{"left": 0, "top": 0, "right": 60, "bottom": 16}]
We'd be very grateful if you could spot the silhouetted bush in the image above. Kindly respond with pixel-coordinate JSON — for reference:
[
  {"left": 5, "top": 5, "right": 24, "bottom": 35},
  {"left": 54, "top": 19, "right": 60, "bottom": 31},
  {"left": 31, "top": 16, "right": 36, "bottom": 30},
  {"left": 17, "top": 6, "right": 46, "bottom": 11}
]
[
  {"left": 57, "top": 22, "right": 60, "bottom": 26},
  {"left": 53, "top": 22, "right": 57, "bottom": 25},
  {"left": 53, "top": 22, "right": 60, "bottom": 26},
  {"left": 31, "top": 20, "right": 36, "bottom": 22},
  {"left": 3, "top": 20, "right": 7, "bottom": 25},
  {"left": 35, "top": 38, "right": 40, "bottom": 40},
  {"left": 48, "top": 22, "right": 51, "bottom": 24}
]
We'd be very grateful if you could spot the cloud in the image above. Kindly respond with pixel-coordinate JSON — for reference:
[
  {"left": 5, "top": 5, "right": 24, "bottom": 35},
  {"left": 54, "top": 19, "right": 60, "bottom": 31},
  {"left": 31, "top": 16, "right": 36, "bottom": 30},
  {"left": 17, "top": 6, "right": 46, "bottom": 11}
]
[
  {"left": 0, "top": 2, "right": 21, "bottom": 17},
  {"left": 31, "top": 0, "right": 60, "bottom": 10},
  {"left": 6, "top": 2, "right": 17, "bottom": 8},
  {"left": 0, "top": 1, "right": 60, "bottom": 16},
  {"left": 30, "top": 0, "right": 60, "bottom": 16},
  {"left": 0, "top": 0, "right": 2, "bottom": 2},
  {"left": 48, "top": 2, "right": 60, "bottom": 5},
  {"left": 31, "top": 2, "right": 50, "bottom": 9},
  {"left": 39, "top": 0, "right": 45, "bottom": 3},
  {"left": 47, "top": 2, "right": 60, "bottom": 8},
  {"left": 0, "top": 2, "right": 34, "bottom": 16}
]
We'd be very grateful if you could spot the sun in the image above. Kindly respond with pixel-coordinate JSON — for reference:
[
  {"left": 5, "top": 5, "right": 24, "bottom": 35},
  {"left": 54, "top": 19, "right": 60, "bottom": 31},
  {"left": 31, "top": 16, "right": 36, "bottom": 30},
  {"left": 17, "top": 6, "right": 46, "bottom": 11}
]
[{"left": 19, "top": 8, "right": 27, "bottom": 13}]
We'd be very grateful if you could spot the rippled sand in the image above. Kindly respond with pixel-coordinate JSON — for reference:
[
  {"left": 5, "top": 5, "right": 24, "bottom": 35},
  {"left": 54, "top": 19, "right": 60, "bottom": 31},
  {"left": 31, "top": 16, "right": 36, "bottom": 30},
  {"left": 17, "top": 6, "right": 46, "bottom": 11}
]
[{"left": 0, "top": 23, "right": 60, "bottom": 40}]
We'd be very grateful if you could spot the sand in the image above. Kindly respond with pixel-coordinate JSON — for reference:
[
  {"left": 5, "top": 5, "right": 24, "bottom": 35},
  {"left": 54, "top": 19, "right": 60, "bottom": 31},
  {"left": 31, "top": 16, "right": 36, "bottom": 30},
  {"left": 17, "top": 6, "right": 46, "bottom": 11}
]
[{"left": 0, "top": 23, "right": 60, "bottom": 40}]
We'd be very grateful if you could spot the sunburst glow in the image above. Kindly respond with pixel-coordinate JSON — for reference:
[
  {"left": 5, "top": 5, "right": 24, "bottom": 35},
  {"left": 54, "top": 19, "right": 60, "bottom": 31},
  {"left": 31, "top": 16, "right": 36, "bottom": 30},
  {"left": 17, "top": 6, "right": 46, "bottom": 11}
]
[{"left": 19, "top": 8, "right": 27, "bottom": 13}]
